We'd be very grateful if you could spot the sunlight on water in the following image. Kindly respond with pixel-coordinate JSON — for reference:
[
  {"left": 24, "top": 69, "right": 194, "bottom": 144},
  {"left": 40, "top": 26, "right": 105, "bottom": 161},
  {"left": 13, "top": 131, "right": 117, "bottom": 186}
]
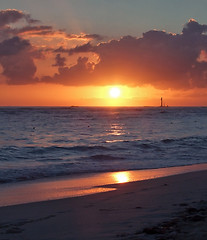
[
  {"left": 113, "top": 172, "right": 130, "bottom": 183},
  {"left": 107, "top": 123, "right": 125, "bottom": 136}
]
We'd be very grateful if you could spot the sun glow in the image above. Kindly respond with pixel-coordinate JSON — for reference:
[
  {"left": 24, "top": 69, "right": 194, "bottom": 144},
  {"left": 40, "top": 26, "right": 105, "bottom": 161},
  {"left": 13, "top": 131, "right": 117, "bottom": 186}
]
[
  {"left": 109, "top": 87, "right": 121, "bottom": 98},
  {"left": 113, "top": 172, "right": 130, "bottom": 183}
]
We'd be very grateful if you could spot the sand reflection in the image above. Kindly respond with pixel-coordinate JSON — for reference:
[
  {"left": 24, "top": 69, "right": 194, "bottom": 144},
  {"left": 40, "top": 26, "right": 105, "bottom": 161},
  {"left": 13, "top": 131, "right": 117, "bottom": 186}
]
[{"left": 113, "top": 172, "right": 130, "bottom": 183}]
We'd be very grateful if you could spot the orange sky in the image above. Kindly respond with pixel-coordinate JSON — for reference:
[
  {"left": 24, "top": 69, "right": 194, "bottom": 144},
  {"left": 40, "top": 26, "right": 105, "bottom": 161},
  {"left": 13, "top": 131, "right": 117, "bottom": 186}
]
[{"left": 1, "top": 83, "right": 207, "bottom": 107}]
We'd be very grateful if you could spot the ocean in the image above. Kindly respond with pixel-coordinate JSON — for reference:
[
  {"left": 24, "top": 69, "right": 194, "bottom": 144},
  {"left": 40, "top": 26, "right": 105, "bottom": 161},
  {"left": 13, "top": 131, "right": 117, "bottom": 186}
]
[{"left": 0, "top": 106, "right": 207, "bottom": 184}]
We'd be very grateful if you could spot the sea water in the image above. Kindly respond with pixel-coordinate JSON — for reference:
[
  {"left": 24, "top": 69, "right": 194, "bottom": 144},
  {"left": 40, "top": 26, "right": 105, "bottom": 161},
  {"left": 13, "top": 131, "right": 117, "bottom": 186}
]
[{"left": 0, "top": 107, "right": 207, "bottom": 184}]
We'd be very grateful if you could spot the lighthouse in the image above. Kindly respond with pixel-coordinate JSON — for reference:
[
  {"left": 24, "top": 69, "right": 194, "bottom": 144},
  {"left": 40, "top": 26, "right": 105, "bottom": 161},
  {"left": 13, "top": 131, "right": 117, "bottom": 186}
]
[{"left": 160, "top": 97, "right": 163, "bottom": 107}]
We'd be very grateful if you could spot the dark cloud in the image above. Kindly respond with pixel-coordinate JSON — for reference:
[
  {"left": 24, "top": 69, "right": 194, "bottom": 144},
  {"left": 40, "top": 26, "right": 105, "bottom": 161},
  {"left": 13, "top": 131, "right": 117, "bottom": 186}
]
[
  {"left": 52, "top": 54, "right": 66, "bottom": 67},
  {"left": 0, "top": 9, "right": 103, "bottom": 85},
  {"left": 15, "top": 25, "right": 53, "bottom": 35},
  {"left": 55, "top": 42, "right": 95, "bottom": 55},
  {"left": 0, "top": 36, "right": 38, "bottom": 84},
  {"left": 0, "top": 9, "right": 54, "bottom": 84},
  {"left": 42, "top": 57, "right": 94, "bottom": 85},
  {"left": 0, "top": 9, "right": 42, "bottom": 40},
  {"left": 66, "top": 33, "right": 104, "bottom": 41},
  {"left": 0, "top": 52, "right": 38, "bottom": 85},
  {"left": 0, "top": 36, "right": 30, "bottom": 56},
  {"left": 54, "top": 46, "right": 69, "bottom": 53},
  {"left": 83, "top": 34, "right": 104, "bottom": 41},
  {"left": 0, "top": 9, "right": 39, "bottom": 27},
  {"left": 2, "top": 24, "right": 61, "bottom": 39},
  {"left": 51, "top": 19, "right": 207, "bottom": 89},
  {"left": 182, "top": 19, "right": 207, "bottom": 35}
]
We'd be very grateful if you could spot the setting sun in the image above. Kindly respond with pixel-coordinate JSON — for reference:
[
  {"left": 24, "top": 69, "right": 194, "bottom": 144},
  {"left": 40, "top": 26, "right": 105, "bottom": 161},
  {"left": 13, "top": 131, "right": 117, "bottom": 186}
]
[{"left": 109, "top": 87, "right": 121, "bottom": 98}]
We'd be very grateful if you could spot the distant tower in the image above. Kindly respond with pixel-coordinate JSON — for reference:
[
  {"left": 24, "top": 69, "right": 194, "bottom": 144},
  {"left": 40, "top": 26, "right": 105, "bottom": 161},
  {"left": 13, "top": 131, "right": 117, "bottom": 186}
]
[{"left": 160, "top": 97, "right": 163, "bottom": 107}]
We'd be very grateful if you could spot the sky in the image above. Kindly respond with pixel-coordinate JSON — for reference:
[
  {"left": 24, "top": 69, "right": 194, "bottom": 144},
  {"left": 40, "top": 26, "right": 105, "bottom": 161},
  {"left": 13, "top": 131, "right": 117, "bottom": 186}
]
[{"left": 1, "top": 0, "right": 207, "bottom": 106}]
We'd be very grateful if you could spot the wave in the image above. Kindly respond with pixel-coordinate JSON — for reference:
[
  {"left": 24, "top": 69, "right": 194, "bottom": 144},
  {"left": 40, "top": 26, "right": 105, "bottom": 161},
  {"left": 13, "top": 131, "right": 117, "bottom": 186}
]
[
  {"left": 27, "top": 145, "right": 111, "bottom": 154},
  {"left": 1, "top": 159, "right": 207, "bottom": 184},
  {"left": 89, "top": 154, "right": 125, "bottom": 161},
  {"left": 1, "top": 135, "right": 207, "bottom": 162},
  {"left": 0, "top": 145, "right": 111, "bottom": 154},
  {"left": 161, "top": 136, "right": 207, "bottom": 145}
]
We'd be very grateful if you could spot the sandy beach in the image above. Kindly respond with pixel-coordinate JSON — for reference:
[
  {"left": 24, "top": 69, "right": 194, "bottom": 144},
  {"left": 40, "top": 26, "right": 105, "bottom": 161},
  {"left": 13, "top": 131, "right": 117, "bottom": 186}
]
[{"left": 1, "top": 169, "right": 207, "bottom": 240}]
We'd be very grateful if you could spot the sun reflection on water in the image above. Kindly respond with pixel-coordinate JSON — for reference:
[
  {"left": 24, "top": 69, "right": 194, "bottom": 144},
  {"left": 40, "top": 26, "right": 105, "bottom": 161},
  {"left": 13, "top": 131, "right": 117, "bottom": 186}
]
[
  {"left": 107, "top": 123, "right": 125, "bottom": 136},
  {"left": 113, "top": 172, "right": 130, "bottom": 183}
]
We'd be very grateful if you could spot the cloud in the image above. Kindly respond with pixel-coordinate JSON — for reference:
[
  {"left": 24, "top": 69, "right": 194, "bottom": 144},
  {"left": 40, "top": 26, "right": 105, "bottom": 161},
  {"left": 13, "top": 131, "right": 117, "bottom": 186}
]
[
  {"left": 52, "top": 54, "right": 66, "bottom": 67},
  {"left": 0, "top": 36, "right": 30, "bottom": 56},
  {"left": 66, "top": 33, "right": 104, "bottom": 41},
  {"left": 15, "top": 25, "right": 53, "bottom": 36},
  {"left": 1, "top": 10, "right": 207, "bottom": 90},
  {"left": 83, "top": 34, "right": 104, "bottom": 41},
  {"left": 0, "top": 36, "right": 38, "bottom": 84},
  {"left": 0, "top": 9, "right": 59, "bottom": 84},
  {"left": 55, "top": 42, "right": 95, "bottom": 55},
  {"left": 182, "top": 18, "right": 207, "bottom": 35},
  {"left": 43, "top": 57, "right": 95, "bottom": 85},
  {"left": 0, "top": 9, "right": 104, "bottom": 85},
  {"left": 0, "top": 9, "right": 39, "bottom": 27},
  {"left": 55, "top": 19, "right": 207, "bottom": 89},
  {"left": 0, "top": 37, "right": 38, "bottom": 85},
  {"left": 0, "top": 51, "right": 37, "bottom": 85},
  {"left": 0, "top": 9, "right": 44, "bottom": 41}
]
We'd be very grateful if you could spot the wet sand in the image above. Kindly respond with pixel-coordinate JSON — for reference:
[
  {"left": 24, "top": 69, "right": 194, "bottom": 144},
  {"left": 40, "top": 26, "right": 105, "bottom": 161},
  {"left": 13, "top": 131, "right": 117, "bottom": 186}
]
[
  {"left": 1, "top": 163, "right": 207, "bottom": 207},
  {"left": 1, "top": 169, "right": 207, "bottom": 239}
]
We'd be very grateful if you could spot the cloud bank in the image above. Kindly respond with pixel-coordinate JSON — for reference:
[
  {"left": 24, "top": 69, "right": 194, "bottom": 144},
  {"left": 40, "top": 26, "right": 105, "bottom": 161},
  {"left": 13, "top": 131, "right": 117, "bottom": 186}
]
[{"left": 1, "top": 10, "right": 207, "bottom": 90}]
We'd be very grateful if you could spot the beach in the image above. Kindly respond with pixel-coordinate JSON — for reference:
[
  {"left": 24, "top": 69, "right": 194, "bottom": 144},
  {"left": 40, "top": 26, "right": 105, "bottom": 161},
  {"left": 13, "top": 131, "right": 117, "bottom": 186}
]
[{"left": 1, "top": 169, "right": 207, "bottom": 240}]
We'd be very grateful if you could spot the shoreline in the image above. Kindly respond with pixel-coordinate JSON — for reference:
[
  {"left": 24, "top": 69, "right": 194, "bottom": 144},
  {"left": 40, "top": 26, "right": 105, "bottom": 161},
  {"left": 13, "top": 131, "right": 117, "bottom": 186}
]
[
  {"left": 1, "top": 163, "right": 207, "bottom": 207},
  {"left": 1, "top": 169, "right": 207, "bottom": 239}
]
